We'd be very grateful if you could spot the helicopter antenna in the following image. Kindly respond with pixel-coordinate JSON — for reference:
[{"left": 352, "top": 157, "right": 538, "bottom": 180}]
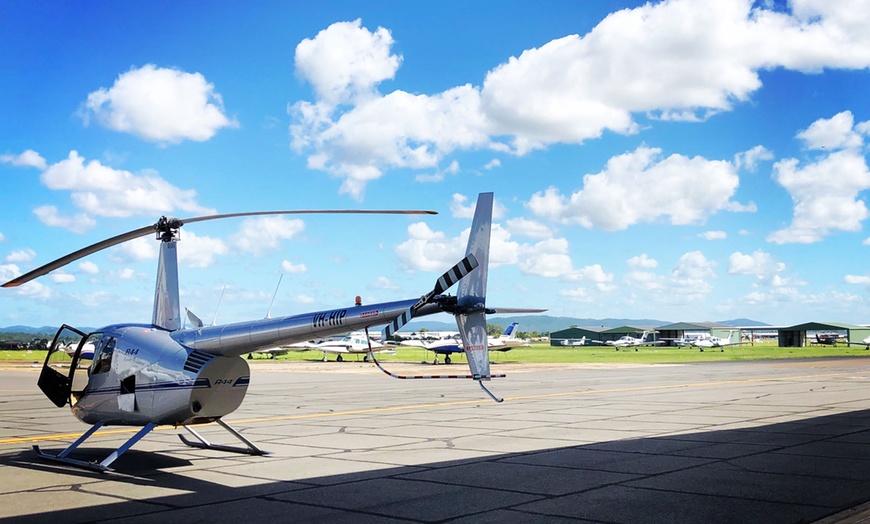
[
  {"left": 211, "top": 285, "right": 227, "bottom": 326},
  {"left": 266, "top": 275, "right": 283, "bottom": 319}
]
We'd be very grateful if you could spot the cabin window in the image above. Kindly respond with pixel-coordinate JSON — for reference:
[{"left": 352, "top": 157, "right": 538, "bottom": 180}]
[{"left": 91, "top": 335, "right": 116, "bottom": 374}]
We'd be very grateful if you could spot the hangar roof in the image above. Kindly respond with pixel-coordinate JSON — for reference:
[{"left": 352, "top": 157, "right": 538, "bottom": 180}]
[
  {"left": 549, "top": 326, "right": 609, "bottom": 337},
  {"left": 602, "top": 325, "right": 658, "bottom": 334},
  {"left": 657, "top": 322, "right": 730, "bottom": 331},
  {"left": 782, "top": 321, "right": 867, "bottom": 331}
]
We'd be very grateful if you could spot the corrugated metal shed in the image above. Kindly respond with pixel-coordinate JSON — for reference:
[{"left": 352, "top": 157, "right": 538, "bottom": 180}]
[
  {"left": 778, "top": 321, "right": 870, "bottom": 347},
  {"left": 549, "top": 326, "right": 609, "bottom": 346},
  {"left": 656, "top": 321, "right": 734, "bottom": 344},
  {"left": 598, "top": 326, "right": 659, "bottom": 343}
]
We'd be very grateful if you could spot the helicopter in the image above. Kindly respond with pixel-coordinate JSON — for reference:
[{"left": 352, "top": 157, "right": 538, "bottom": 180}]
[{"left": 2, "top": 192, "right": 534, "bottom": 472}]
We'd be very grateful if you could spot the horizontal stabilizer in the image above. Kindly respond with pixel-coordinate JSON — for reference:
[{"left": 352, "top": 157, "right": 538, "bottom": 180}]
[{"left": 487, "top": 307, "right": 548, "bottom": 314}]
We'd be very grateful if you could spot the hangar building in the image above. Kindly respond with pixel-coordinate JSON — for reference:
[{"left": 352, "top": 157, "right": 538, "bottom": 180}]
[
  {"left": 777, "top": 322, "right": 870, "bottom": 347},
  {"left": 656, "top": 322, "right": 736, "bottom": 346},
  {"left": 549, "top": 326, "right": 609, "bottom": 346}
]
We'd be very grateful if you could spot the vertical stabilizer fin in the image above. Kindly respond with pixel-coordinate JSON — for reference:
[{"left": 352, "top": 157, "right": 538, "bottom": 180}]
[
  {"left": 456, "top": 192, "right": 493, "bottom": 379},
  {"left": 457, "top": 310, "right": 490, "bottom": 379}
]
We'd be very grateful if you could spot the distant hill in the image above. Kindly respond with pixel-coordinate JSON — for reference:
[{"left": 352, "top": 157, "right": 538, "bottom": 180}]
[
  {"left": 405, "top": 315, "right": 770, "bottom": 333},
  {"left": 2, "top": 316, "right": 769, "bottom": 337},
  {"left": 717, "top": 318, "right": 771, "bottom": 327},
  {"left": 405, "top": 315, "right": 671, "bottom": 333},
  {"left": 0, "top": 325, "right": 59, "bottom": 335}
]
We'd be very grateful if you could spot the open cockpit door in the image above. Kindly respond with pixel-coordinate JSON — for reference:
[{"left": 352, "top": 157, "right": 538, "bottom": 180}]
[{"left": 38, "top": 325, "right": 88, "bottom": 408}]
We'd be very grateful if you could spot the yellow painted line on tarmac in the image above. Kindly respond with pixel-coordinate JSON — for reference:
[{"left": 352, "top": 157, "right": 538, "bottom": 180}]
[{"left": 0, "top": 370, "right": 856, "bottom": 446}]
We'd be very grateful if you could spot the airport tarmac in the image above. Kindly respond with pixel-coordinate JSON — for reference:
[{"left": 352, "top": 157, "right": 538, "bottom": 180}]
[{"left": 3, "top": 357, "right": 870, "bottom": 523}]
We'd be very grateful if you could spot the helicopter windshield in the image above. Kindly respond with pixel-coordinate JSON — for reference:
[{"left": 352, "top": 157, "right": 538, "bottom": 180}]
[{"left": 90, "top": 334, "right": 116, "bottom": 375}]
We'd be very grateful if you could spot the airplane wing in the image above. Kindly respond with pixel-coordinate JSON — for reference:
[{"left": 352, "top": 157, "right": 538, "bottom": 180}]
[
  {"left": 318, "top": 345, "right": 351, "bottom": 355},
  {"left": 253, "top": 342, "right": 318, "bottom": 358},
  {"left": 399, "top": 340, "right": 433, "bottom": 349}
]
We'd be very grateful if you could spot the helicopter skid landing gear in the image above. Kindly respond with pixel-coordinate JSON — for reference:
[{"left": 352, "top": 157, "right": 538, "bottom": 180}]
[
  {"left": 33, "top": 421, "right": 157, "bottom": 473},
  {"left": 179, "top": 418, "right": 270, "bottom": 456}
]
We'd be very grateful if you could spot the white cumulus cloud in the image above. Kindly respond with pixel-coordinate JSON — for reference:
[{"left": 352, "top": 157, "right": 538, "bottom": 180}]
[
  {"left": 845, "top": 274, "right": 870, "bottom": 285},
  {"left": 233, "top": 217, "right": 305, "bottom": 256},
  {"left": 281, "top": 261, "right": 307, "bottom": 274},
  {"left": 526, "top": 147, "right": 751, "bottom": 231},
  {"left": 289, "top": 2, "right": 870, "bottom": 198},
  {"left": 700, "top": 231, "right": 727, "bottom": 240},
  {"left": 4, "top": 149, "right": 216, "bottom": 234},
  {"left": 0, "top": 149, "right": 47, "bottom": 169},
  {"left": 728, "top": 250, "right": 786, "bottom": 285},
  {"left": 5, "top": 248, "right": 35, "bottom": 264},
  {"left": 81, "top": 64, "right": 237, "bottom": 144},
  {"left": 768, "top": 121, "right": 870, "bottom": 244}
]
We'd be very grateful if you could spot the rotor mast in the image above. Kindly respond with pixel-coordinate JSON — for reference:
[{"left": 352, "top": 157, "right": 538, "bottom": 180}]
[{"left": 153, "top": 217, "right": 183, "bottom": 331}]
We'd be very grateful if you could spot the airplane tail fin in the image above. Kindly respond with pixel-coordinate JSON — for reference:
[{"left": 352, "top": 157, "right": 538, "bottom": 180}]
[
  {"left": 455, "top": 192, "right": 493, "bottom": 380},
  {"left": 502, "top": 322, "right": 519, "bottom": 340}
]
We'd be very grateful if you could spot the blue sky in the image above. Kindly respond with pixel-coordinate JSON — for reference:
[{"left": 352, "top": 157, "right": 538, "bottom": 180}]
[{"left": 3, "top": 0, "right": 870, "bottom": 329}]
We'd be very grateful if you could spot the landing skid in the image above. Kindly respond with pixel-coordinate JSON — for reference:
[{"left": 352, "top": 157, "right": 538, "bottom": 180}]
[
  {"left": 178, "top": 418, "right": 271, "bottom": 456},
  {"left": 32, "top": 421, "right": 156, "bottom": 473}
]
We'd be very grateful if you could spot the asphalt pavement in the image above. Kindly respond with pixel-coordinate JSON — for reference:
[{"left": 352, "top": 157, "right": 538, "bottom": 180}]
[{"left": 3, "top": 357, "right": 870, "bottom": 523}]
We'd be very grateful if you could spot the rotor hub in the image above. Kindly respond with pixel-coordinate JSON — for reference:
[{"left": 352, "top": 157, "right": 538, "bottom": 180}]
[{"left": 154, "top": 216, "right": 183, "bottom": 242}]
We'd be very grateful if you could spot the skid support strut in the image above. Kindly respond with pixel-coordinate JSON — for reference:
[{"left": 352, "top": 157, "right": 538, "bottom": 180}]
[
  {"left": 178, "top": 418, "right": 270, "bottom": 456},
  {"left": 33, "top": 421, "right": 157, "bottom": 473}
]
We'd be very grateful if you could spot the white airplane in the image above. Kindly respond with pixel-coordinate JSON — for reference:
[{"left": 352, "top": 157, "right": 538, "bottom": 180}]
[
  {"left": 488, "top": 322, "right": 528, "bottom": 351},
  {"left": 257, "top": 331, "right": 391, "bottom": 361},
  {"left": 63, "top": 340, "right": 95, "bottom": 359},
  {"left": 560, "top": 336, "right": 587, "bottom": 347},
  {"left": 401, "top": 322, "right": 527, "bottom": 364},
  {"left": 311, "top": 332, "right": 392, "bottom": 362},
  {"left": 401, "top": 334, "right": 464, "bottom": 364},
  {"left": 691, "top": 330, "right": 742, "bottom": 351},
  {"left": 605, "top": 330, "right": 663, "bottom": 351},
  {"left": 846, "top": 334, "right": 870, "bottom": 349}
]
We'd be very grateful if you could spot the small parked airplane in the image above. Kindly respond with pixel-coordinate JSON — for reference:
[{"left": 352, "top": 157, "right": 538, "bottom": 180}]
[
  {"left": 488, "top": 322, "right": 529, "bottom": 351},
  {"left": 846, "top": 334, "right": 870, "bottom": 349},
  {"left": 606, "top": 330, "right": 663, "bottom": 351},
  {"left": 255, "top": 331, "right": 392, "bottom": 361},
  {"left": 401, "top": 334, "right": 463, "bottom": 364},
  {"left": 691, "top": 330, "right": 742, "bottom": 352},
  {"left": 63, "top": 340, "right": 95, "bottom": 360},
  {"left": 560, "top": 336, "right": 587, "bottom": 347},
  {"left": 813, "top": 333, "right": 844, "bottom": 346},
  {"left": 401, "top": 322, "right": 527, "bottom": 364},
  {"left": 310, "top": 332, "right": 392, "bottom": 362}
]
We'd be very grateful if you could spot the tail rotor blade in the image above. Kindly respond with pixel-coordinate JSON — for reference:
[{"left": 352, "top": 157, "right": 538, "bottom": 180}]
[
  {"left": 434, "top": 254, "right": 478, "bottom": 296},
  {"left": 381, "top": 254, "right": 479, "bottom": 341},
  {"left": 382, "top": 306, "right": 413, "bottom": 341}
]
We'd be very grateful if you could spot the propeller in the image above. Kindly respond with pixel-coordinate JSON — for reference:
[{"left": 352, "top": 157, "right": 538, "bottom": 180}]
[
  {"left": 382, "top": 253, "right": 478, "bottom": 340},
  {"left": 2, "top": 209, "right": 436, "bottom": 288}
]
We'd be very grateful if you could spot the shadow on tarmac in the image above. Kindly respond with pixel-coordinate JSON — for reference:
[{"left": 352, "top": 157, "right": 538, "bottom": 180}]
[{"left": 4, "top": 407, "right": 870, "bottom": 523}]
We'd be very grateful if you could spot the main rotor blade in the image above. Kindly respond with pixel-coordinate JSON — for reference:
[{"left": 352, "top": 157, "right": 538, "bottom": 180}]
[
  {"left": 182, "top": 209, "right": 436, "bottom": 225},
  {"left": 2, "top": 208, "right": 436, "bottom": 288},
  {"left": 2, "top": 224, "right": 156, "bottom": 288}
]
